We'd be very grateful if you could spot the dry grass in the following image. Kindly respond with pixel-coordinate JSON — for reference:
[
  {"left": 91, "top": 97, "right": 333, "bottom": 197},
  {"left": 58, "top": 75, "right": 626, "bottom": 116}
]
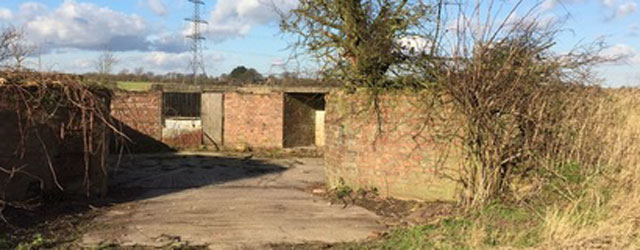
[
  {"left": 431, "top": 0, "right": 640, "bottom": 247},
  {"left": 361, "top": 88, "right": 640, "bottom": 249},
  {"left": 537, "top": 88, "right": 640, "bottom": 249}
]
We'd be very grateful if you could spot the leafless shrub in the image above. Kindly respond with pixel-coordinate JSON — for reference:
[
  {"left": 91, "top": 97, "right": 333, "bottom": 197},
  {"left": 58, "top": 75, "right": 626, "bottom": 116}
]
[{"left": 435, "top": 1, "right": 613, "bottom": 208}]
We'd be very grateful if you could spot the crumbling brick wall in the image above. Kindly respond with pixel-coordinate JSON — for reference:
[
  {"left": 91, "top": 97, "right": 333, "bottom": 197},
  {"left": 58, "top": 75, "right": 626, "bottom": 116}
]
[
  {"left": 110, "top": 90, "right": 171, "bottom": 152},
  {"left": 111, "top": 90, "right": 163, "bottom": 140},
  {"left": 324, "top": 90, "right": 460, "bottom": 201},
  {"left": 224, "top": 91, "right": 284, "bottom": 149}
]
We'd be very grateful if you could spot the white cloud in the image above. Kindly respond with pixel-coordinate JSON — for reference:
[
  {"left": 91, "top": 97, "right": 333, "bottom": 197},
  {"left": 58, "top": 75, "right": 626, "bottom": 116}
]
[
  {"left": 140, "top": 51, "right": 224, "bottom": 72},
  {"left": 49, "top": 50, "right": 225, "bottom": 74},
  {"left": 146, "top": 0, "right": 167, "bottom": 16},
  {"left": 601, "top": 44, "right": 640, "bottom": 65},
  {"left": 19, "top": 2, "right": 47, "bottom": 19},
  {"left": 72, "top": 58, "right": 93, "bottom": 69},
  {"left": 616, "top": 2, "right": 637, "bottom": 18},
  {"left": 398, "top": 36, "right": 431, "bottom": 54},
  {"left": 23, "top": 0, "right": 150, "bottom": 51},
  {"left": 148, "top": 33, "right": 189, "bottom": 53},
  {"left": 200, "top": 0, "right": 297, "bottom": 41},
  {"left": 542, "top": 0, "right": 627, "bottom": 13},
  {"left": 143, "top": 51, "right": 186, "bottom": 67},
  {"left": 602, "top": 0, "right": 617, "bottom": 7},
  {"left": 8, "top": 0, "right": 299, "bottom": 52},
  {"left": 542, "top": 0, "right": 585, "bottom": 10},
  {"left": 0, "top": 8, "right": 12, "bottom": 21}
]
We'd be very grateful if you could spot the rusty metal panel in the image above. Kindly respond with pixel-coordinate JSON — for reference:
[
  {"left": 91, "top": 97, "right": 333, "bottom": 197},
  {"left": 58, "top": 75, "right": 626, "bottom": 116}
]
[{"left": 201, "top": 92, "right": 224, "bottom": 148}]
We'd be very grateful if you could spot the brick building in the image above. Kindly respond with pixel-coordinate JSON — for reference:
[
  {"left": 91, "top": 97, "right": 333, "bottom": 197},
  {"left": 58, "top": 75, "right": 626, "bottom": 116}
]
[
  {"left": 112, "top": 84, "right": 331, "bottom": 151},
  {"left": 111, "top": 85, "right": 461, "bottom": 202}
]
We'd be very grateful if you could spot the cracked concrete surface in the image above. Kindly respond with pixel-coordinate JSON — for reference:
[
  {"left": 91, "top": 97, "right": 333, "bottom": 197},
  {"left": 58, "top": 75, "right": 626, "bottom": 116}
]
[{"left": 82, "top": 153, "right": 384, "bottom": 249}]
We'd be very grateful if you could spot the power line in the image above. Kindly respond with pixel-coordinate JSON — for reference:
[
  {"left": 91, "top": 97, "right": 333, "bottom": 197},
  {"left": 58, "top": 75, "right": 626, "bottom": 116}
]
[{"left": 185, "top": 0, "right": 208, "bottom": 84}]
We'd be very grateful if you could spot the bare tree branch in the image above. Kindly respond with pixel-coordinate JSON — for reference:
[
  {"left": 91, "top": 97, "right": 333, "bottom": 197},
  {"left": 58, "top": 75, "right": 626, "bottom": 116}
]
[
  {"left": 94, "top": 50, "right": 119, "bottom": 76},
  {"left": 0, "top": 26, "right": 36, "bottom": 70}
]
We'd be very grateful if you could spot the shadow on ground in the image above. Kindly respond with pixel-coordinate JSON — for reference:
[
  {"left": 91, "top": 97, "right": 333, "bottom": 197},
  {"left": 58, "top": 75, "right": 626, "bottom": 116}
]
[
  {"left": 107, "top": 153, "right": 289, "bottom": 202},
  {"left": 0, "top": 153, "right": 288, "bottom": 244}
]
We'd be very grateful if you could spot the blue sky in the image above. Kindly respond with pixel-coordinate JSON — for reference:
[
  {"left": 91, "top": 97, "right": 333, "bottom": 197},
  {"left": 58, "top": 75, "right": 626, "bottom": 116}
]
[{"left": 0, "top": 0, "right": 638, "bottom": 86}]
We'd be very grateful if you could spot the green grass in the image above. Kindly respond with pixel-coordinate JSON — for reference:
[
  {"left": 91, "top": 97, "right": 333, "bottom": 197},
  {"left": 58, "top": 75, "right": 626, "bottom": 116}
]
[
  {"left": 477, "top": 203, "right": 542, "bottom": 247},
  {"left": 14, "top": 234, "right": 50, "bottom": 250},
  {"left": 0, "top": 235, "right": 12, "bottom": 250},
  {"left": 342, "top": 202, "right": 542, "bottom": 250},
  {"left": 379, "top": 218, "right": 474, "bottom": 250},
  {"left": 116, "top": 81, "right": 155, "bottom": 91}
]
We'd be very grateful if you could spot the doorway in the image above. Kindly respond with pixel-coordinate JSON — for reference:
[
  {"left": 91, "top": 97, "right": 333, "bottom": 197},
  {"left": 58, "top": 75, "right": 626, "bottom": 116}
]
[{"left": 283, "top": 93, "right": 326, "bottom": 148}]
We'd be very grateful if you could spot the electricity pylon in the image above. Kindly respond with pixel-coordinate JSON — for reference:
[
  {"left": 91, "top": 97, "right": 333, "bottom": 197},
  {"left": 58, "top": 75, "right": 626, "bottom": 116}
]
[{"left": 185, "top": 0, "right": 208, "bottom": 84}]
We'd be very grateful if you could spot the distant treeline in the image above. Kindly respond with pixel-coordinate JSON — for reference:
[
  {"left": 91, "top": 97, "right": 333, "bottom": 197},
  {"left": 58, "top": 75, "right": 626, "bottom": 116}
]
[{"left": 83, "top": 66, "right": 339, "bottom": 87}]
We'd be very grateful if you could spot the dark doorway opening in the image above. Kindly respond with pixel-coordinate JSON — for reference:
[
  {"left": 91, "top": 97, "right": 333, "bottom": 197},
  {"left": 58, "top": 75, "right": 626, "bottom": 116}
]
[
  {"left": 163, "top": 92, "right": 201, "bottom": 118},
  {"left": 283, "top": 93, "right": 326, "bottom": 148}
]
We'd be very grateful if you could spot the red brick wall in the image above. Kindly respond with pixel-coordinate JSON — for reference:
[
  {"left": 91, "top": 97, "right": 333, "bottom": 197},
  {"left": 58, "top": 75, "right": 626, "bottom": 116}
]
[
  {"left": 224, "top": 91, "right": 284, "bottom": 149},
  {"left": 111, "top": 90, "right": 163, "bottom": 141},
  {"left": 324, "top": 90, "right": 460, "bottom": 201},
  {"left": 110, "top": 90, "right": 174, "bottom": 152}
]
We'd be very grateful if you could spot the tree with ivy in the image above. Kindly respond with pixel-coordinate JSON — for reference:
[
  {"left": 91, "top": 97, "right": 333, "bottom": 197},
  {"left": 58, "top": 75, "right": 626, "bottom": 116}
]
[{"left": 280, "top": 0, "right": 442, "bottom": 89}]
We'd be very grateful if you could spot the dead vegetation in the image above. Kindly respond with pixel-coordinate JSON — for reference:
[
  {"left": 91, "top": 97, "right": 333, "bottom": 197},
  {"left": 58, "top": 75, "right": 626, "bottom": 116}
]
[
  {"left": 438, "top": 6, "right": 613, "bottom": 209},
  {"left": 0, "top": 71, "right": 124, "bottom": 224},
  {"left": 427, "top": 1, "right": 640, "bottom": 248}
]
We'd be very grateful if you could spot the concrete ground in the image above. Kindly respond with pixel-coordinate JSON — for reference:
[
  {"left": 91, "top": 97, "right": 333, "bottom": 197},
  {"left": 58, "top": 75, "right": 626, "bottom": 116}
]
[{"left": 82, "top": 152, "right": 384, "bottom": 249}]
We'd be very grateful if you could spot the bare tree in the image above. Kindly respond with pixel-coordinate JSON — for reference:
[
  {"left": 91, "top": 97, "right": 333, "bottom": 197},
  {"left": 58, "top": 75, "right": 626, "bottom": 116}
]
[
  {"left": 134, "top": 66, "right": 145, "bottom": 80},
  {"left": 0, "top": 27, "right": 19, "bottom": 63},
  {"left": 94, "top": 50, "right": 119, "bottom": 76},
  {"left": 0, "top": 26, "right": 35, "bottom": 70}
]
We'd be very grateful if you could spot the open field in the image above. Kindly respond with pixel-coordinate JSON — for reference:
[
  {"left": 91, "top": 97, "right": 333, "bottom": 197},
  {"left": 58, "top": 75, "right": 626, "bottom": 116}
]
[{"left": 116, "top": 81, "right": 156, "bottom": 91}]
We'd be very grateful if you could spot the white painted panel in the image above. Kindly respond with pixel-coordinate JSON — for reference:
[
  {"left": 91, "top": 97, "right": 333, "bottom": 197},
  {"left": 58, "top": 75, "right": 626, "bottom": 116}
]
[{"left": 163, "top": 119, "right": 202, "bottom": 139}]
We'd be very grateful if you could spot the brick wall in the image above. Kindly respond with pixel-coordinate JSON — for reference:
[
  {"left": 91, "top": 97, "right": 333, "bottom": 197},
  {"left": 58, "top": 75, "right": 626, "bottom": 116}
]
[
  {"left": 224, "top": 91, "right": 284, "bottom": 149},
  {"left": 324, "top": 90, "right": 460, "bottom": 201},
  {"left": 111, "top": 90, "right": 163, "bottom": 140},
  {"left": 110, "top": 90, "right": 173, "bottom": 152}
]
